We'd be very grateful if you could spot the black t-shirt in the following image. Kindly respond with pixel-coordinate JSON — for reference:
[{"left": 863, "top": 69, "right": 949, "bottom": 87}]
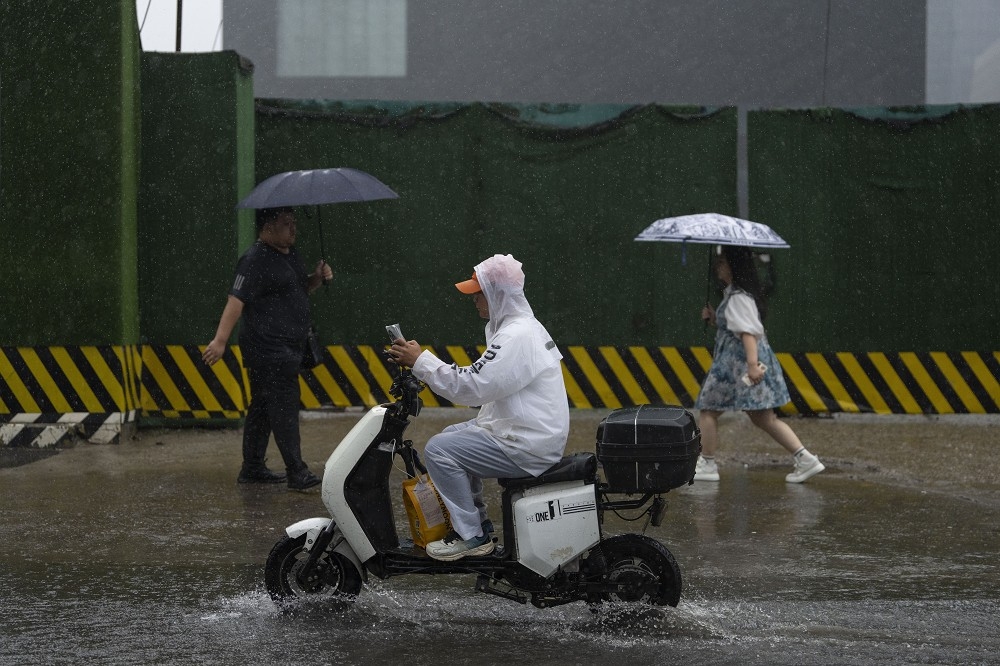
[{"left": 230, "top": 240, "right": 310, "bottom": 368}]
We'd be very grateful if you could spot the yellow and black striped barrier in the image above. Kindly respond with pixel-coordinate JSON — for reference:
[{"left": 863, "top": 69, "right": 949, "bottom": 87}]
[
  {"left": 0, "top": 345, "right": 141, "bottom": 415},
  {"left": 3, "top": 345, "right": 999, "bottom": 447},
  {"left": 0, "top": 345, "right": 143, "bottom": 447}
]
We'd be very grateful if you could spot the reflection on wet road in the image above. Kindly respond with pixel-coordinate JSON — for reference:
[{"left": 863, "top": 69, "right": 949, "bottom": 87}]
[{"left": 1, "top": 457, "right": 998, "bottom": 665}]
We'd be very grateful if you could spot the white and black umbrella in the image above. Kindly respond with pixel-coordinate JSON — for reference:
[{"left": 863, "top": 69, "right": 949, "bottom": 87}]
[
  {"left": 634, "top": 212, "right": 790, "bottom": 264},
  {"left": 635, "top": 213, "right": 791, "bottom": 318}
]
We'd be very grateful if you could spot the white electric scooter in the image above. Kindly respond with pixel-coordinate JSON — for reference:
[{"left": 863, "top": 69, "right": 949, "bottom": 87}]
[{"left": 264, "top": 349, "right": 701, "bottom": 610}]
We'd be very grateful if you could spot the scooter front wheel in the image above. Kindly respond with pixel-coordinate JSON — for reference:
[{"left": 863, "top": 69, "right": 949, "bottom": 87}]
[
  {"left": 264, "top": 534, "right": 363, "bottom": 606},
  {"left": 598, "top": 534, "right": 682, "bottom": 607}
]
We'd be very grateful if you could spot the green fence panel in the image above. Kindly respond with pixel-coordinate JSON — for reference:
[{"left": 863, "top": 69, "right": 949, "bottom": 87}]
[
  {"left": 748, "top": 106, "right": 1000, "bottom": 353},
  {"left": 474, "top": 105, "right": 738, "bottom": 347},
  {"left": 138, "top": 52, "right": 256, "bottom": 345},
  {"left": 254, "top": 102, "right": 739, "bottom": 347},
  {"left": 0, "top": 0, "right": 141, "bottom": 346}
]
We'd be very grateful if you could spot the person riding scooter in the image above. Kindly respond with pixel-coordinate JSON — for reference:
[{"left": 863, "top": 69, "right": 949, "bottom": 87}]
[{"left": 389, "top": 254, "right": 570, "bottom": 562}]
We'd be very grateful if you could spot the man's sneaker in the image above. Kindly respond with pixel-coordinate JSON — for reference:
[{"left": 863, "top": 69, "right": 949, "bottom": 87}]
[
  {"left": 426, "top": 530, "right": 495, "bottom": 561},
  {"left": 693, "top": 455, "right": 720, "bottom": 482},
  {"left": 786, "top": 451, "right": 825, "bottom": 483},
  {"left": 237, "top": 466, "right": 286, "bottom": 484},
  {"left": 481, "top": 519, "right": 495, "bottom": 539},
  {"left": 287, "top": 469, "right": 321, "bottom": 492}
]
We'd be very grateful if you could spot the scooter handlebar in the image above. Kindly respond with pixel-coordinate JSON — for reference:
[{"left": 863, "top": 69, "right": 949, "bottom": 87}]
[{"left": 388, "top": 368, "right": 424, "bottom": 418}]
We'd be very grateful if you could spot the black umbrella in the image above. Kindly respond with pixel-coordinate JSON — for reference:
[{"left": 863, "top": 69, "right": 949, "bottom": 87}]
[
  {"left": 236, "top": 168, "right": 399, "bottom": 209},
  {"left": 236, "top": 168, "right": 399, "bottom": 279}
]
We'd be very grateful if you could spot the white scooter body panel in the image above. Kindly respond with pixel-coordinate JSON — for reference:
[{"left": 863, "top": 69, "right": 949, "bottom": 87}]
[
  {"left": 285, "top": 517, "right": 332, "bottom": 540},
  {"left": 321, "top": 405, "right": 388, "bottom": 562},
  {"left": 513, "top": 480, "right": 600, "bottom": 577}
]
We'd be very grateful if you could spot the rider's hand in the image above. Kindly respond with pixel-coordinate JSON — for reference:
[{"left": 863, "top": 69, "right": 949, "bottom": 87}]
[{"left": 389, "top": 339, "right": 422, "bottom": 367}]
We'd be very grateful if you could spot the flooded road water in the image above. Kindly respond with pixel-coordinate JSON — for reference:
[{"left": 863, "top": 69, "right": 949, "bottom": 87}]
[{"left": 2, "top": 411, "right": 998, "bottom": 665}]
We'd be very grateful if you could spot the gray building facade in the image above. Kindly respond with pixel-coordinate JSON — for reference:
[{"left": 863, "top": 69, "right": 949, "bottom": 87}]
[{"left": 223, "top": 0, "right": 936, "bottom": 106}]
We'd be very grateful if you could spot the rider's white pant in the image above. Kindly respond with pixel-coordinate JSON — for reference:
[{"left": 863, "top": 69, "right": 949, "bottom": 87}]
[{"left": 423, "top": 420, "right": 528, "bottom": 541}]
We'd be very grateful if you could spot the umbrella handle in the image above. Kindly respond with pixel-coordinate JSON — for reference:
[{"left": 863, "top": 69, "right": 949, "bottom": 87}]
[
  {"left": 704, "top": 245, "right": 713, "bottom": 331},
  {"left": 317, "top": 207, "right": 331, "bottom": 289}
]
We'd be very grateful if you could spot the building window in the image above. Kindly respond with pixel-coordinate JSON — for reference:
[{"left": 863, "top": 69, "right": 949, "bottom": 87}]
[
  {"left": 277, "top": 0, "right": 407, "bottom": 77},
  {"left": 926, "top": 0, "right": 1000, "bottom": 103}
]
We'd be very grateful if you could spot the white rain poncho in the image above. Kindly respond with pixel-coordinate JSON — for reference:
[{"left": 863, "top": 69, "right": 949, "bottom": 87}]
[{"left": 411, "top": 254, "right": 569, "bottom": 475}]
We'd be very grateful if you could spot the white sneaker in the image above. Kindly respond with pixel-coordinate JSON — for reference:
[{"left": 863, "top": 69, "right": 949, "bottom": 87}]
[
  {"left": 786, "top": 452, "right": 825, "bottom": 483},
  {"left": 425, "top": 530, "right": 495, "bottom": 561},
  {"left": 693, "top": 455, "right": 720, "bottom": 482}
]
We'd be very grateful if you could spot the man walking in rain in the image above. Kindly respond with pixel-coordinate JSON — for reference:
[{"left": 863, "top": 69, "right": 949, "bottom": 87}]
[
  {"left": 389, "top": 254, "right": 569, "bottom": 560},
  {"left": 202, "top": 206, "right": 332, "bottom": 491}
]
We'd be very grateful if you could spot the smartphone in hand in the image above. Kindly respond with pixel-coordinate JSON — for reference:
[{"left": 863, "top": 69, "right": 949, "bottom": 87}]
[
  {"left": 386, "top": 324, "right": 404, "bottom": 343},
  {"left": 741, "top": 362, "right": 767, "bottom": 386}
]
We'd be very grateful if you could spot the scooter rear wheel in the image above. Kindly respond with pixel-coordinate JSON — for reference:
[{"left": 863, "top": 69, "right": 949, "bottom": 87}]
[
  {"left": 598, "top": 534, "right": 682, "bottom": 607},
  {"left": 264, "top": 534, "right": 363, "bottom": 606}
]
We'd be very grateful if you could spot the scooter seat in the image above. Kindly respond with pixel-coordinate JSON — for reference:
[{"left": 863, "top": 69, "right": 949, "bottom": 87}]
[{"left": 498, "top": 452, "right": 597, "bottom": 490}]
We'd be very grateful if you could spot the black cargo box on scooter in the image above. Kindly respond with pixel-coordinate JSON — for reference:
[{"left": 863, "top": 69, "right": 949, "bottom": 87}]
[{"left": 596, "top": 405, "right": 701, "bottom": 493}]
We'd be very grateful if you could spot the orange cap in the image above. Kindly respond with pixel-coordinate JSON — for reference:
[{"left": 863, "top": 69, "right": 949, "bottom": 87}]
[{"left": 455, "top": 271, "right": 481, "bottom": 294}]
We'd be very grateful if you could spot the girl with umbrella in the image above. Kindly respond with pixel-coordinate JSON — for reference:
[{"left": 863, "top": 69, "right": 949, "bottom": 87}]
[{"left": 694, "top": 246, "right": 825, "bottom": 483}]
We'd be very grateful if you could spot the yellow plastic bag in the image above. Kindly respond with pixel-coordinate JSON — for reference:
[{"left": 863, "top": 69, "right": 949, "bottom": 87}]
[{"left": 402, "top": 474, "right": 451, "bottom": 548}]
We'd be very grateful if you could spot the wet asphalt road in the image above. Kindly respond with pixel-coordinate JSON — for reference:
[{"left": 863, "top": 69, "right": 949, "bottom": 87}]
[{"left": 1, "top": 410, "right": 998, "bottom": 665}]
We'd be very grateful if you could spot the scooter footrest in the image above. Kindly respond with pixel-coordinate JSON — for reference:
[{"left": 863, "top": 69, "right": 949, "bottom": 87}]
[{"left": 476, "top": 575, "right": 527, "bottom": 604}]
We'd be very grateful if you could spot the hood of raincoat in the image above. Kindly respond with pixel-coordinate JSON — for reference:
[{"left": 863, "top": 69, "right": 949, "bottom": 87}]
[{"left": 473, "top": 254, "right": 535, "bottom": 339}]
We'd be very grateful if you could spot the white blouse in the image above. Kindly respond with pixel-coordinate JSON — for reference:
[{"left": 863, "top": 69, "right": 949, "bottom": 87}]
[{"left": 723, "top": 286, "right": 765, "bottom": 337}]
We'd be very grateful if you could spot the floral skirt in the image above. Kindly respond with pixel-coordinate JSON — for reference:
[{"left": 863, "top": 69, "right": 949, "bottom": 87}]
[{"left": 694, "top": 332, "right": 791, "bottom": 411}]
